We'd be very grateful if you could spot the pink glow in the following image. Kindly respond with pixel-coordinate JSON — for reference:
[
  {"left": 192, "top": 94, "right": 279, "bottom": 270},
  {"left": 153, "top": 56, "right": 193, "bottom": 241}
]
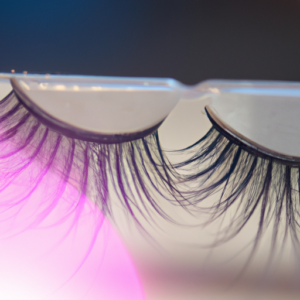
[{"left": 0, "top": 156, "right": 145, "bottom": 299}]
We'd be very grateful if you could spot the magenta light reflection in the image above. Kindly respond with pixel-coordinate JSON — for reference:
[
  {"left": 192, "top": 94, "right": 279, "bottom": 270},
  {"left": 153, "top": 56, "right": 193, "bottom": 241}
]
[{"left": 0, "top": 145, "right": 145, "bottom": 299}]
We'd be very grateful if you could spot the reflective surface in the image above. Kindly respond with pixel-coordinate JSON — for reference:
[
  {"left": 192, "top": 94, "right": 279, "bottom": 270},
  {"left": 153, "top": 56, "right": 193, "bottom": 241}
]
[
  {"left": 205, "top": 80, "right": 300, "bottom": 161},
  {"left": 9, "top": 74, "right": 181, "bottom": 136}
]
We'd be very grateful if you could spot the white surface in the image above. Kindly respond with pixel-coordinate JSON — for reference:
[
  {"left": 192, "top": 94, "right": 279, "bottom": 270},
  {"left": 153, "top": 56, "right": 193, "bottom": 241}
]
[
  {"left": 9, "top": 75, "right": 181, "bottom": 134},
  {"left": 9, "top": 74, "right": 300, "bottom": 160},
  {"left": 207, "top": 80, "right": 300, "bottom": 159}
]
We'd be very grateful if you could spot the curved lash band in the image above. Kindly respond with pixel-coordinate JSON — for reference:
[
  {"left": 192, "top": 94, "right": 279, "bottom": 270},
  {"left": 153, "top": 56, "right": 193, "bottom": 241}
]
[
  {"left": 12, "top": 86, "right": 164, "bottom": 145},
  {"left": 205, "top": 106, "right": 300, "bottom": 166}
]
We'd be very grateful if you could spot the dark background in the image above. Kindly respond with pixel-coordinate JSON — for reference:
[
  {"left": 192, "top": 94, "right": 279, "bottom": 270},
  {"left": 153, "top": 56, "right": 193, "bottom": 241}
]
[{"left": 0, "top": 0, "right": 300, "bottom": 84}]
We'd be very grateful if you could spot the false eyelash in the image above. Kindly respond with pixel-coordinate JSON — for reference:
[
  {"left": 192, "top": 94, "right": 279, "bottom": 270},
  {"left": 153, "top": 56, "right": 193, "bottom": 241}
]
[
  {"left": 0, "top": 91, "right": 189, "bottom": 232},
  {"left": 2, "top": 87, "right": 299, "bottom": 272},
  {"left": 174, "top": 113, "right": 300, "bottom": 267}
]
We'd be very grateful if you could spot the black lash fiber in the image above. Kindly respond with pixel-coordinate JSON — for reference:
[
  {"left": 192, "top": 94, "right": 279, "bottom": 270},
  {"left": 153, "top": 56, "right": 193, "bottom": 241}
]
[
  {"left": 0, "top": 91, "right": 190, "bottom": 234},
  {"left": 174, "top": 119, "right": 300, "bottom": 272}
]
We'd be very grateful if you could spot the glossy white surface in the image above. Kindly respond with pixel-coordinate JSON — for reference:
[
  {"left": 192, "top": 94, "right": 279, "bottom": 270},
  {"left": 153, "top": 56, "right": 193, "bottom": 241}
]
[
  {"left": 206, "top": 80, "right": 300, "bottom": 159},
  {"left": 4, "top": 74, "right": 300, "bottom": 160},
  {"left": 7, "top": 75, "right": 182, "bottom": 134}
]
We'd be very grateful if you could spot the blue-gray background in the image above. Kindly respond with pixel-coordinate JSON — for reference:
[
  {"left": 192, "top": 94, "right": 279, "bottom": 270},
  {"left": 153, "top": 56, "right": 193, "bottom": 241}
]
[{"left": 0, "top": 0, "right": 299, "bottom": 84}]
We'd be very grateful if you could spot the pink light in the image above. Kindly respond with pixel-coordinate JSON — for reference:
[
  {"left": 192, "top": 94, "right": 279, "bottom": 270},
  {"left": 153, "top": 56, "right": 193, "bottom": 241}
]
[{"left": 0, "top": 153, "right": 145, "bottom": 300}]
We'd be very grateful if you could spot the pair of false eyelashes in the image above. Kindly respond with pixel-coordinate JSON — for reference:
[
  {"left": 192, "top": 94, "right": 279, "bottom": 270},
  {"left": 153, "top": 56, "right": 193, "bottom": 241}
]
[{"left": 0, "top": 90, "right": 299, "bottom": 260}]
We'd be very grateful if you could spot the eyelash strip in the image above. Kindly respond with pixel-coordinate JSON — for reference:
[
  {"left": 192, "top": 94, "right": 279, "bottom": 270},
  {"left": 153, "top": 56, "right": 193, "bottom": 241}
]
[
  {"left": 0, "top": 91, "right": 188, "bottom": 230},
  {"left": 174, "top": 109, "right": 300, "bottom": 266}
]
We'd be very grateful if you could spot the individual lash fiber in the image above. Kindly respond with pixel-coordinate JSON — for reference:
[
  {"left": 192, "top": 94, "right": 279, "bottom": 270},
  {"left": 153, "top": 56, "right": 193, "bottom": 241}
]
[
  {"left": 175, "top": 125, "right": 300, "bottom": 268},
  {"left": 0, "top": 91, "right": 188, "bottom": 231}
]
